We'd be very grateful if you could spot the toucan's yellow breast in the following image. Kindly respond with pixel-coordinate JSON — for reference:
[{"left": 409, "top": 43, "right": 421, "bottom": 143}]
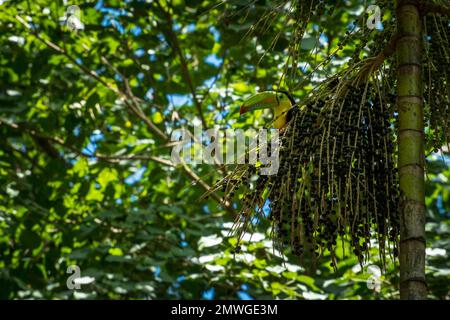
[{"left": 273, "top": 101, "right": 291, "bottom": 129}]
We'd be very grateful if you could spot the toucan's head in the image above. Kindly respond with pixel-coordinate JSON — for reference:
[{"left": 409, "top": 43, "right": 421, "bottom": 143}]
[{"left": 240, "top": 90, "right": 295, "bottom": 129}]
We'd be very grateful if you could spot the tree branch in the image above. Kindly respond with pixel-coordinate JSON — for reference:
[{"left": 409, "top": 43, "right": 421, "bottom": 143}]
[
  {"left": 155, "top": 1, "right": 208, "bottom": 129},
  {"left": 15, "top": 15, "right": 167, "bottom": 141},
  {"left": 0, "top": 118, "right": 234, "bottom": 213}
]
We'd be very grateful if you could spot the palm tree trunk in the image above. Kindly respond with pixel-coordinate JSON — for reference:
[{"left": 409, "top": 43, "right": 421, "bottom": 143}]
[{"left": 396, "top": 1, "right": 427, "bottom": 299}]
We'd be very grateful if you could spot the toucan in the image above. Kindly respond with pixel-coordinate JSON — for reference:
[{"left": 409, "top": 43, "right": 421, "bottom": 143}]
[{"left": 239, "top": 90, "right": 296, "bottom": 129}]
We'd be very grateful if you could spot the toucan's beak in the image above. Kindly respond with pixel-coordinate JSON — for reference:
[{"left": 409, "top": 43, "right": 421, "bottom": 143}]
[{"left": 239, "top": 92, "right": 278, "bottom": 116}]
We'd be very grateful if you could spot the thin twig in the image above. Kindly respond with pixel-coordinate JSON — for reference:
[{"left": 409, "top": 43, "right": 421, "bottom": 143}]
[{"left": 155, "top": 1, "right": 208, "bottom": 129}]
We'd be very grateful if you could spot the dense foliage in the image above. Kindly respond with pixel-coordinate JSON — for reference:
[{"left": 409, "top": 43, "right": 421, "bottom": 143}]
[{"left": 0, "top": 0, "right": 448, "bottom": 299}]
